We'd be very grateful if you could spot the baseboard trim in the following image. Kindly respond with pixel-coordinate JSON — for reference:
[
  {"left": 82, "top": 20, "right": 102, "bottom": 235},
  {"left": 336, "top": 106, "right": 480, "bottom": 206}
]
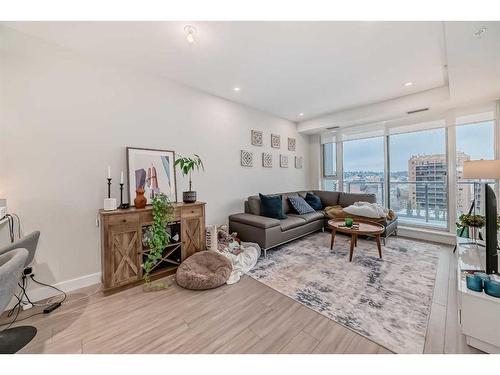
[
  {"left": 398, "top": 226, "right": 456, "bottom": 245},
  {"left": 7, "top": 272, "right": 101, "bottom": 310}
]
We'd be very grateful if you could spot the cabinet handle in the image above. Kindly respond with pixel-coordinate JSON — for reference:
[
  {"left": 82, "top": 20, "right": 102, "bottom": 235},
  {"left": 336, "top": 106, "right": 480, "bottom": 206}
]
[{"left": 122, "top": 219, "right": 126, "bottom": 223}]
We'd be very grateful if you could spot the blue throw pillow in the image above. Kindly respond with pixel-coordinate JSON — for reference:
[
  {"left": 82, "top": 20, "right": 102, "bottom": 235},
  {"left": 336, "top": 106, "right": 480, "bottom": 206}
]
[
  {"left": 259, "top": 193, "right": 287, "bottom": 219},
  {"left": 305, "top": 192, "right": 323, "bottom": 210},
  {"left": 288, "top": 195, "right": 315, "bottom": 214}
]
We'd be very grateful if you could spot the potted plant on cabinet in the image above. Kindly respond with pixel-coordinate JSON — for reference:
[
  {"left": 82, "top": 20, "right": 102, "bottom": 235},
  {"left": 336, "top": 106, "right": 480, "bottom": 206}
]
[
  {"left": 143, "top": 192, "right": 174, "bottom": 291},
  {"left": 174, "top": 154, "right": 204, "bottom": 203}
]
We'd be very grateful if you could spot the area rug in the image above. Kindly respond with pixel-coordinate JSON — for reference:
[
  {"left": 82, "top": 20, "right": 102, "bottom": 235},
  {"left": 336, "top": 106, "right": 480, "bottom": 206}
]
[{"left": 248, "top": 232, "right": 446, "bottom": 353}]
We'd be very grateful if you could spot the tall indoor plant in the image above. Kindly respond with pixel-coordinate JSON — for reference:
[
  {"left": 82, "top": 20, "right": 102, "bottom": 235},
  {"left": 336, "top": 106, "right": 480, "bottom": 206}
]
[
  {"left": 174, "top": 154, "right": 204, "bottom": 203},
  {"left": 143, "top": 192, "right": 174, "bottom": 290}
]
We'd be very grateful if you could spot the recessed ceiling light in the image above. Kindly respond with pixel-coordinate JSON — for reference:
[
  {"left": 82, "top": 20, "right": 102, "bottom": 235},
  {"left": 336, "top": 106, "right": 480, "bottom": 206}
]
[
  {"left": 473, "top": 27, "right": 487, "bottom": 39},
  {"left": 184, "top": 25, "right": 197, "bottom": 44},
  {"left": 299, "top": 113, "right": 304, "bottom": 117},
  {"left": 404, "top": 82, "right": 413, "bottom": 87},
  {"left": 233, "top": 87, "right": 241, "bottom": 92}
]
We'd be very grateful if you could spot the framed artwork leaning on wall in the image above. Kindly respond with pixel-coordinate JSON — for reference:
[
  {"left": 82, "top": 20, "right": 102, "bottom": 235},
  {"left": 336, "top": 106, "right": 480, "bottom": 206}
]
[{"left": 126, "top": 147, "right": 178, "bottom": 205}]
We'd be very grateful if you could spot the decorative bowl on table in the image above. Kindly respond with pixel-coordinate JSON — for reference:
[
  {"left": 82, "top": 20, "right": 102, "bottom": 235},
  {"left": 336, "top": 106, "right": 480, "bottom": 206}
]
[
  {"left": 483, "top": 278, "right": 500, "bottom": 298},
  {"left": 465, "top": 273, "right": 483, "bottom": 292}
]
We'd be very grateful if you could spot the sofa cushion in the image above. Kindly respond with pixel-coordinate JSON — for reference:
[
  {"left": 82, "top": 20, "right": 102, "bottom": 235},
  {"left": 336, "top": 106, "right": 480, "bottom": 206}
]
[
  {"left": 313, "top": 190, "right": 340, "bottom": 207},
  {"left": 338, "top": 192, "right": 376, "bottom": 207},
  {"left": 259, "top": 193, "right": 287, "bottom": 220},
  {"left": 247, "top": 196, "right": 261, "bottom": 215},
  {"left": 229, "top": 213, "right": 281, "bottom": 229},
  {"left": 288, "top": 211, "right": 324, "bottom": 223},
  {"left": 305, "top": 192, "right": 323, "bottom": 210},
  {"left": 287, "top": 195, "right": 315, "bottom": 214},
  {"left": 279, "top": 216, "right": 307, "bottom": 231}
]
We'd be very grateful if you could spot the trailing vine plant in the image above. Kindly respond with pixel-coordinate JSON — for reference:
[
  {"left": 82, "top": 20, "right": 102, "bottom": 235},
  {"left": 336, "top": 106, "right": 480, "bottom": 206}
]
[{"left": 143, "top": 193, "right": 174, "bottom": 288}]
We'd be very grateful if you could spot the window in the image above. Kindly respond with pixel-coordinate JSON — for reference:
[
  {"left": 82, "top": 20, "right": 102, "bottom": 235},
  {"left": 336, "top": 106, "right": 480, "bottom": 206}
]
[
  {"left": 323, "top": 143, "right": 336, "bottom": 177},
  {"left": 319, "top": 109, "right": 496, "bottom": 232},
  {"left": 389, "top": 128, "right": 448, "bottom": 229},
  {"left": 342, "top": 137, "right": 385, "bottom": 204},
  {"left": 322, "top": 142, "right": 337, "bottom": 191},
  {"left": 456, "top": 120, "right": 495, "bottom": 217}
]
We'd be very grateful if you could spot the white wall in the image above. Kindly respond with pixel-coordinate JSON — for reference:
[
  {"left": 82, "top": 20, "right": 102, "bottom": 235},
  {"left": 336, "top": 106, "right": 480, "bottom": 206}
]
[{"left": 0, "top": 27, "right": 312, "bottom": 290}]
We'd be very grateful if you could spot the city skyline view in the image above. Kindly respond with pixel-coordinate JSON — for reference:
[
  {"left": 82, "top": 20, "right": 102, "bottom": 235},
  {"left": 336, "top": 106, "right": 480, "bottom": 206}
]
[{"left": 338, "top": 121, "right": 494, "bottom": 173}]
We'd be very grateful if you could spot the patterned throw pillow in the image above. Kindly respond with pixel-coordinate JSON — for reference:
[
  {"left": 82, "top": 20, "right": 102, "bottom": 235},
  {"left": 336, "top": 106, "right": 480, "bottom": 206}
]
[
  {"left": 288, "top": 195, "right": 315, "bottom": 215},
  {"left": 305, "top": 192, "right": 323, "bottom": 210}
]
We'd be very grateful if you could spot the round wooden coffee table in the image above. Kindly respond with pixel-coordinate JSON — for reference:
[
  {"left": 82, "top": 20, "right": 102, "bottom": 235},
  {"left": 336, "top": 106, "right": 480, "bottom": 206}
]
[{"left": 328, "top": 219, "right": 385, "bottom": 262}]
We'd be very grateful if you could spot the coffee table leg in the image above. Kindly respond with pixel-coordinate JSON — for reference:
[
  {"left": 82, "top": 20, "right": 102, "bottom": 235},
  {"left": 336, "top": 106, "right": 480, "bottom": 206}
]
[
  {"left": 349, "top": 234, "right": 356, "bottom": 262},
  {"left": 376, "top": 235, "right": 382, "bottom": 259},
  {"left": 354, "top": 235, "right": 357, "bottom": 247},
  {"left": 330, "top": 228, "right": 336, "bottom": 251}
]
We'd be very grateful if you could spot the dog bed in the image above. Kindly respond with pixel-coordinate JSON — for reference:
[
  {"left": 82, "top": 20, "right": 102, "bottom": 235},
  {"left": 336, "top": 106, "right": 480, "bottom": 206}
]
[{"left": 175, "top": 251, "right": 232, "bottom": 290}]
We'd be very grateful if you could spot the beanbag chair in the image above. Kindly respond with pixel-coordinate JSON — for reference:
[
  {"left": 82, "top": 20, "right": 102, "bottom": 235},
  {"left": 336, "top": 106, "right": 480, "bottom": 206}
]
[{"left": 175, "top": 251, "right": 232, "bottom": 290}]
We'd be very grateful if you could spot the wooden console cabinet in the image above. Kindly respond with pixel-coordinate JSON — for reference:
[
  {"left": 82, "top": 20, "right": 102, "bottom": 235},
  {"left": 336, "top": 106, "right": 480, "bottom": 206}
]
[{"left": 99, "top": 202, "right": 206, "bottom": 292}]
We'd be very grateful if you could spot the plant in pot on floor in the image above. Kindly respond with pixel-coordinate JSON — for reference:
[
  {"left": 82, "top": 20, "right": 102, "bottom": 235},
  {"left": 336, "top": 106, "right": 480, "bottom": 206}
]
[
  {"left": 175, "top": 154, "right": 204, "bottom": 203},
  {"left": 143, "top": 192, "right": 175, "bottom": 291}
]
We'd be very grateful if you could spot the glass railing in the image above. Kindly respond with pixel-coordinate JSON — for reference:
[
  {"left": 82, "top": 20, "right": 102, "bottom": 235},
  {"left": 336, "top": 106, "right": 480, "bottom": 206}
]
[
  {"left": 322, "top": 179, "right": 495, "bottom": 231},
  {"left": 343, "top": 181, "right": 384, "bottom": 206},
  {"left": 455, "top": 180, "right": 495, "bottom": 217},
  {"left": 323, "top": 179, "right": 338, "bottom": 192},
  {"left": 389, "top": 181, "right": 448, "bottom": 229}
]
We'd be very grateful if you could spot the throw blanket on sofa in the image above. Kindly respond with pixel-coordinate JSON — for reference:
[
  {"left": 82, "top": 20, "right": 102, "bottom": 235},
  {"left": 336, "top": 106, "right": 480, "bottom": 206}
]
[
  {"left": 344, "top": 201, "right": 390, "bottom": 219},
  {"left": 325, "top": 202, "right": 395, "bottom": 224}
]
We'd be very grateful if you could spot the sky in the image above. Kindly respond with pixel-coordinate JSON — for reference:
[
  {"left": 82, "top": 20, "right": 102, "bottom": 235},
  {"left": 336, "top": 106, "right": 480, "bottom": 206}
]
[{"left": 341, "top": 121, "right": 495, "bottom": 173}]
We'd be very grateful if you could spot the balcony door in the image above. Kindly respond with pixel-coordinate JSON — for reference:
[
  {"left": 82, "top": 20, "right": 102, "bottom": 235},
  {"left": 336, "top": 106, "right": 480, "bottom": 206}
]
[
  {"left": 388, "top": 128, "right": 448, "bottom": 229},
  {"left": 342, "top": 136, "right": 385, "bottom": 205}
]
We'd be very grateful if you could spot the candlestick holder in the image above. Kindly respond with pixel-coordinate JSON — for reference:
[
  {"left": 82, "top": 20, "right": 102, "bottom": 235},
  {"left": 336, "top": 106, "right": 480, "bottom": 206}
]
[
  {"left": 107, "top": 178, "right": 112, "bottom": 199},
  {"left": 119, "top": 183, "right": 128, "bottom": 209},
  {"left": 104, "top": 177, "right": 117, "bottom": 211}
]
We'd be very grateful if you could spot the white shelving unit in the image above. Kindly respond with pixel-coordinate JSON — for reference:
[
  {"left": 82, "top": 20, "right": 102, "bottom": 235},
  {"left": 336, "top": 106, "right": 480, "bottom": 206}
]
[{"left": 457, "top": 239, "right": 500, "bottom": 353}]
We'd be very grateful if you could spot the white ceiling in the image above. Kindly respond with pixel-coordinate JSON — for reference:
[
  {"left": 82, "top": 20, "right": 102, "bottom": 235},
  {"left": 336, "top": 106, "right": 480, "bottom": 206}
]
[
  {"left": 2, "top": 21, "right": 499, "bottom": 123},
  {"left": 445, "top": 21, "right": 500, "bottom": 105}
]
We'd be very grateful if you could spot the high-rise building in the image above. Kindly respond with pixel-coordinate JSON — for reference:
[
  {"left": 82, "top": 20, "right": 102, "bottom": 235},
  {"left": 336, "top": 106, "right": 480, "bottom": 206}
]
[
  {"left": 408, "top": 151, "right": 473, "bottom": 215},
  {"left": 408, "top": 154, "right": 447, "bottom": 212},
  {"left": 456, "top": 151, "right": 472, "bottom": 214}
]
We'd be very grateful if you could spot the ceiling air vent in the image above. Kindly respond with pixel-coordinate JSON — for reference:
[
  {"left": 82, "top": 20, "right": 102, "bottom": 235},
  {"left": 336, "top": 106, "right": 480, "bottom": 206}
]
[
  {"left": 326, "top": 126, "right": 339, "bottom": 130},
  {"left": 407, "top": 108, "right": 429, "bottom": 115}
]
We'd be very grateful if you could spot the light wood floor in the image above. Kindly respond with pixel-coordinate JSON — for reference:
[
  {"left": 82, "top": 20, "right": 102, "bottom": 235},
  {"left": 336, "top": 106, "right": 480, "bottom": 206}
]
[{"left": 1, "top": 238, "right": 483, "bottom": 354}]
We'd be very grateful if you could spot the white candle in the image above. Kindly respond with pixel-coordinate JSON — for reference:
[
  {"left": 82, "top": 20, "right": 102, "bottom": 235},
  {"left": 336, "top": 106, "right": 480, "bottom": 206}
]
[
  {"left": 107, "top": 166, "right": 111, "bottom": 179},
  {"left": 120, "top": 171, "right": 124, "bottom": 184}
]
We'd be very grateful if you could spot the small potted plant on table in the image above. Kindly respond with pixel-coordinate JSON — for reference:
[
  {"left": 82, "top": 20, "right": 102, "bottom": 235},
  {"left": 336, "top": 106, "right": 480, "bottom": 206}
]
[{"left": 175, "top": 154, "right": 204, "bottom": 203}]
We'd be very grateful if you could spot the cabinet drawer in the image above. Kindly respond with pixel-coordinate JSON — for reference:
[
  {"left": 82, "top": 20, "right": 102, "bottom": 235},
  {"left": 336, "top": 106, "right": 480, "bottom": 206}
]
[
  {"left": 182, "top": 206, "right": 202, "bottom": 218},
  {"left": 108, "top": 214, "right": 140, "bottom": 226}
]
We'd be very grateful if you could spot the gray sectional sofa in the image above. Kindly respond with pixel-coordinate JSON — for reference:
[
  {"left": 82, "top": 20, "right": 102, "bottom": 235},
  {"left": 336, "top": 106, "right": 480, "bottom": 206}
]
[{"left": 228, "top": 190, "right": 398, "bottom": 257}]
